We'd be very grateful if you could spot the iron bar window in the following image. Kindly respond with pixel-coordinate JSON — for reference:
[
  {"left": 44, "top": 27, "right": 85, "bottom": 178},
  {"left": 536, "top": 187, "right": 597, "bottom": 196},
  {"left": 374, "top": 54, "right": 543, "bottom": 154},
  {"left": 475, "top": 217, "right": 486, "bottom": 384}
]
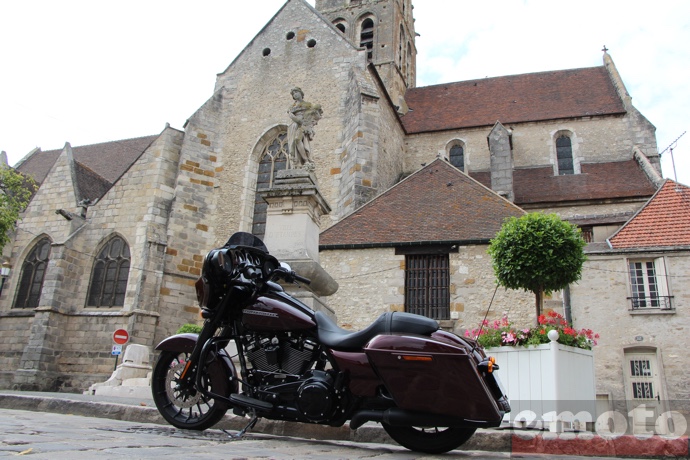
[{"left": 404, "top": 254, "right": 450, "bottom": 320}]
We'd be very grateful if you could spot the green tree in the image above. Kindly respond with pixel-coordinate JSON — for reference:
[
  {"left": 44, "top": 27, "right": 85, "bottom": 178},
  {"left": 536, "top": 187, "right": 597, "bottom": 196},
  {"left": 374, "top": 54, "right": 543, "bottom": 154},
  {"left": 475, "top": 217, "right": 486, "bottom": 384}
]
[
  {"left": 0, "top": 166, "right": 35, "bottom": 253},
  {"left": 488, "top": 212, "right": 587, "bottom": 321}
]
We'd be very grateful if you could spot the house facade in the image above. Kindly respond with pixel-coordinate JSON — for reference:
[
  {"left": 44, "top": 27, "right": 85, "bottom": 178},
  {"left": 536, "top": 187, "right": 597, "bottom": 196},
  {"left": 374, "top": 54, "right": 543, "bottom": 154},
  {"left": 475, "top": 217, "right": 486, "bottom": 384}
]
[
  {"left": 0, "top": 0, "right": 678, "bottom": 422},
  {"left": 571, "top": 180, "right": 690, "bottom": 432}
]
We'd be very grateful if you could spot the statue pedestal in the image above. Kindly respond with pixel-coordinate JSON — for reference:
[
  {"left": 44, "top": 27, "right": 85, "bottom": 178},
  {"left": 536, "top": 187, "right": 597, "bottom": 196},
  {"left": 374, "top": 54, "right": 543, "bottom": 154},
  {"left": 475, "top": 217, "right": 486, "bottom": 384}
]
[{"left": 260, "top": 170, "right": 337, "bottom": 318}]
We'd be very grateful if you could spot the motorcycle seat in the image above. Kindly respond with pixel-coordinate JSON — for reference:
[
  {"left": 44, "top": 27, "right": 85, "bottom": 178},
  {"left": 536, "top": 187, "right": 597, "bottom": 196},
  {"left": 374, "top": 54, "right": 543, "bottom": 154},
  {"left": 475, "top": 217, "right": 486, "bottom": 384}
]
[{"left": 315, "top": 311, "right": 439, "bottom": 350}]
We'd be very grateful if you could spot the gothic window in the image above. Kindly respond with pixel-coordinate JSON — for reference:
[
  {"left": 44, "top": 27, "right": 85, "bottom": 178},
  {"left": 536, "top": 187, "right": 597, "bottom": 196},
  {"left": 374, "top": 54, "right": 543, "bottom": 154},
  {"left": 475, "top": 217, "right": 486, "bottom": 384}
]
[
  {"left": 86, "top": 236, "right": 130, "bottom": 308},
  {"left": 404, "top": 254, "right": 450, "bottom": 320},
  {"left": 447, "top": 140, "right": 466, "bottom": 171},
  {"left": 556, "top": 134, "right": 574, "bottom": 175},
  {"left": 14, "top": 238, "right": 51, "bottom": 309},
  {"left": 252, "top": 132, "right": 289, "bottom": 239},
  {"left": 406, "top": 42, "right": 412, "bottom": 83},
  {"left": 398, "top": 25, "right": 404, "bottom": 69},
  {"left": 628, "top": 258, "right": 672, "bottom": 311},
  {"left": 360, "top": 18, "right": 375, "bottom": 61},
  {"left": 335, "top": 22, "right": 346, "bottom": 33}
]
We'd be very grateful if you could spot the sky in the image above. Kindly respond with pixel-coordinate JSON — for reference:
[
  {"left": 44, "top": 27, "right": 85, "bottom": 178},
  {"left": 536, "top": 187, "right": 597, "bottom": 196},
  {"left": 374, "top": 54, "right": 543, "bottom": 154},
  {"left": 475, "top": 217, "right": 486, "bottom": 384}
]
[{"left": 1, "top": 0, "right": 689, "bottom": 184}]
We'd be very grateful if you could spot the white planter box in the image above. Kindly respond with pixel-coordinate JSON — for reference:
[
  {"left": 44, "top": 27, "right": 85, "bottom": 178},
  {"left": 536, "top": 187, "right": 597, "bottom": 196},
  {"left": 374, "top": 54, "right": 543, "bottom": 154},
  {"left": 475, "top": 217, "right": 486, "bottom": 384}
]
[{"left": 487, "top": 340, "right": 596, "bottom": 432}]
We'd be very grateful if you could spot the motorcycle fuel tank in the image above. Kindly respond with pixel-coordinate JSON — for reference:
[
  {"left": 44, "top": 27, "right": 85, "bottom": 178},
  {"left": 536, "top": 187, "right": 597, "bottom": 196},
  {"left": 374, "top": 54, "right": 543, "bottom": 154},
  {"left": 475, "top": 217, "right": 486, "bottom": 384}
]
[{"left": 242, "top": 292, "right": 316, "bottom": 332}]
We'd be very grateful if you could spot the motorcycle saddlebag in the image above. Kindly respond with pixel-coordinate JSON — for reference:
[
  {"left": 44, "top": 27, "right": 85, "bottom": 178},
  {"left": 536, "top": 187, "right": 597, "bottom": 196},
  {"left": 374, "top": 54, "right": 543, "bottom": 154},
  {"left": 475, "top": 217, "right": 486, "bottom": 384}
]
[{"left": 364, "top": 333, "right": 503, "bottom": 424}]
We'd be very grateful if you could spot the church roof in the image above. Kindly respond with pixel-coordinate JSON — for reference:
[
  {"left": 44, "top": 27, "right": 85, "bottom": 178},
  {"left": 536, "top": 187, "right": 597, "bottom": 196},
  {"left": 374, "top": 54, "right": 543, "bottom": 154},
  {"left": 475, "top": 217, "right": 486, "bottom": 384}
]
[
  {"left": 608, "top": 180, "right": 690, "bottom": 249},
  {"left": 469, "top": 159, "right": 658, "bottom": 206},
  {"left": 16, "top": 135, "right": 158, "bottom": 186},
  {"left": 320, "top": 159, "right": 524, "bottom": 248},
  {"left": 402, "top": 66, "right": 626, "bottom": 133}
]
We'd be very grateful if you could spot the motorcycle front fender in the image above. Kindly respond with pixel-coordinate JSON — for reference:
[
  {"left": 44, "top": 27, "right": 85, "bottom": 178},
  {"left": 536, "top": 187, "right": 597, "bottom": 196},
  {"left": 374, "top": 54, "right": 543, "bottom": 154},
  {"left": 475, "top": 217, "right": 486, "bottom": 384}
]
[
  {"left": 155, "top": 333, "right": 200, "bottom": 353},
  {"left": 155, "top": 333, "right": 238, "bottom": 393}
]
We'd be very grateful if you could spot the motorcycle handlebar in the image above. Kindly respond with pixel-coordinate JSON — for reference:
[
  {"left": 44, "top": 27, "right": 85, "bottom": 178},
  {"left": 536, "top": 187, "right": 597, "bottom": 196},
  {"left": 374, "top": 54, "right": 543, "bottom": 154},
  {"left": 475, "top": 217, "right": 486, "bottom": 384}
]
[
  {"left": 292, "top": 272, "right": 311, "bottom": 285},
  {"left": 271, "top": 266, "right": 311, "bottom": 286}
]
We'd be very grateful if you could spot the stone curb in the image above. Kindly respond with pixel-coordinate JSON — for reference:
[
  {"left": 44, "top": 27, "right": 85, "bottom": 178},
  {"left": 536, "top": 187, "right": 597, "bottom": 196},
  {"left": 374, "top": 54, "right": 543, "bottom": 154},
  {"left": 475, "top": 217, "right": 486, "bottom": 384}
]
[
  {"left": 2, "top": 392, "right": 688, "bottom": 457},
  {"left": 0, "top": 392, "right": 509, "bottom": 452}
]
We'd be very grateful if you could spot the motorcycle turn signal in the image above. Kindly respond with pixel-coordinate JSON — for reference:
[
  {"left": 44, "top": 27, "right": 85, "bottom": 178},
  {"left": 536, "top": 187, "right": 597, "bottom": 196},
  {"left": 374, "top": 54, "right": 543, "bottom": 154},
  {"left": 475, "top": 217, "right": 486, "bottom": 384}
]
[{"left": 478, "top": 356, "right": 498, "bottom": 373}]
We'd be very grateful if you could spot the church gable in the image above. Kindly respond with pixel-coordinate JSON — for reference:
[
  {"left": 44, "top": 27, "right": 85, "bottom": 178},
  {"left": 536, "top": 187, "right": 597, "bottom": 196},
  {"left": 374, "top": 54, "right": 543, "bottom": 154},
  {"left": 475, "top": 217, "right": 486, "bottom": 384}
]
[
  {"left": 214, "top": 0, "right": 363, "bottom": 94},
  {"left": 22, "top": 144, "right": 80, "bottom": 220}
]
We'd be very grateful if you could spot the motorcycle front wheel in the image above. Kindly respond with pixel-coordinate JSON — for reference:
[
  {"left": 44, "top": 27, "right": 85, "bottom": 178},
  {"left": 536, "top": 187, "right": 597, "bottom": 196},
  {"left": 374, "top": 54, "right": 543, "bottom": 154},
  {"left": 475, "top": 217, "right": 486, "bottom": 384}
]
[
  {"left": 382, "top": 424, "right": 476, "bottom": 454},
  {"left": 151, "top": 350, "right": 229, "bottom": 430}
]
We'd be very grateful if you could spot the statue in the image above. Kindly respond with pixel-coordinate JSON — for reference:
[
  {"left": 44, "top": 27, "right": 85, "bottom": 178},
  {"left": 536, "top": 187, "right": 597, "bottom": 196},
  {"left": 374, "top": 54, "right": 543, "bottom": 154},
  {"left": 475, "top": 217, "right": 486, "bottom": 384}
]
[{"left": 287, "top": 87, "right": 322, "bottom": 170}]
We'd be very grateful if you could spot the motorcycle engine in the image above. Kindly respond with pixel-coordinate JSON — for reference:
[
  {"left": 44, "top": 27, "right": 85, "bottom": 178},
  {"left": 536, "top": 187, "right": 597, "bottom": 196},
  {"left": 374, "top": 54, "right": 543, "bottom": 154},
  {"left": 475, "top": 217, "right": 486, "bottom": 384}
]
[
  {"left": 243, "top": 334, "right": 318, "bottom": 376},
  {"left": 242, "top": 333, "right": 339, "bottom": 422},
  {"left": 296, "top": 370, "right": 336, "bottom": 422}
]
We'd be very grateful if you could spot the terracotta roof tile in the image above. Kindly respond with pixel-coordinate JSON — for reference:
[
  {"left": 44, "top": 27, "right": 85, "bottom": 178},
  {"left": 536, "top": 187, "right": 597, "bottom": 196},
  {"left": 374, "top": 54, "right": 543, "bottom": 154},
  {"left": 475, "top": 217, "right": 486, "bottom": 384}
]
[
  {"left": 469, "top": 160, "right": 656, "bottom": 205},
  {"left": 402, "top": 67, "right": 625, "bottom": 133},
  {"left": 320, "top": 159, "right": 525, "bottom": 247},
  {"left": 16, "top": 135, "right": 158, "bottom": 185},
  {"left": 609, "top": 180, "right": 690, "bottom": 249},
  {"left": 73, "top": 161, "right": 112, "bottom": 203}
]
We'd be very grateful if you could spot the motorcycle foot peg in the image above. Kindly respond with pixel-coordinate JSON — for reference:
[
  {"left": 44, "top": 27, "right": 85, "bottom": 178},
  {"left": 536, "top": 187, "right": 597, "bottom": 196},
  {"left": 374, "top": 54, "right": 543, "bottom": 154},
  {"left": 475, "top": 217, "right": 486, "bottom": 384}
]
[{"left": 229, "top": 393, "right": 273, "bottom": 412}]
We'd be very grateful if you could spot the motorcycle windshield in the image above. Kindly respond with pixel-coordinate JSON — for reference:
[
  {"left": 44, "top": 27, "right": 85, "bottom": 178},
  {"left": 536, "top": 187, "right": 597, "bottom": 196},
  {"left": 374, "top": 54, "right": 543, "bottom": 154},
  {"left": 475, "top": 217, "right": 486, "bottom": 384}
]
[{"left": 224, "top": 232, "right": 269, "bottom": 253}]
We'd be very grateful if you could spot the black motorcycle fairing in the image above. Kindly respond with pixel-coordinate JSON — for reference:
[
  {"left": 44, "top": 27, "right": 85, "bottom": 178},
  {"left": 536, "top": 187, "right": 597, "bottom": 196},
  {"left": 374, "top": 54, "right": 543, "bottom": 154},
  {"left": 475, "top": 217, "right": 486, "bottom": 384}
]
[
  {"left": 315, "top": 311, "right": 439, "bottom": 350},
  {"left": 224, "top": 232, "right": 269, "bottom": 253}
]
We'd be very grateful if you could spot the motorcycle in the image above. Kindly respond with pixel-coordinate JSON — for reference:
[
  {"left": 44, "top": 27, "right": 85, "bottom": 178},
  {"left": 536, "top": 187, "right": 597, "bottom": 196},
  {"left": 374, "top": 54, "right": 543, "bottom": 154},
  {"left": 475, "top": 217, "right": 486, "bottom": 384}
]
[{"left": 151, "top": 232, "right": 510, "bottom": 454}]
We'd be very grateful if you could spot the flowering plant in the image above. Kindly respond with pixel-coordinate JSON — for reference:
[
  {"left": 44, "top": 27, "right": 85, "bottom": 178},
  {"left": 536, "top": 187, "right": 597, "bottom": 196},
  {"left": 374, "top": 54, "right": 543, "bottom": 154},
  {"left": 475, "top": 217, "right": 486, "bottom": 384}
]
[{"left": 464, "top": 311, "right": 599, "bottom": 350}]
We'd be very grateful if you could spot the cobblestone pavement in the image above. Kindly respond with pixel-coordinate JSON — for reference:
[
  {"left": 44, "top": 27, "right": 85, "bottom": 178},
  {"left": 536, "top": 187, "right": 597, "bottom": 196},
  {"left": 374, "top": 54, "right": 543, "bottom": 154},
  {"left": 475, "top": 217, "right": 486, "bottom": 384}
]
[{"left": 0, "top": 408, "right": 663, "bottom": 460}]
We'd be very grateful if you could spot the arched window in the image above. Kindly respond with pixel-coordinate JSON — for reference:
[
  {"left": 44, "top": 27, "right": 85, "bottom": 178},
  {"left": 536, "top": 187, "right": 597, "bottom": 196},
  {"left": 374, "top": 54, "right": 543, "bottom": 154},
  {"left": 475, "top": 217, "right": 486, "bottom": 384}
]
[
  {"left": 360, "top": 17, "right": 375, "bottom": 61},
  {"left": 86, "top": 236, "right": 130, "bottom": 308},
  {"left": 556, "top": 135, "right": 574, "bottom": 175},
  {"left": 447, "top": 140, "right": 466, "bottom": 171},
  {"left": 398, "top": 25, "right": 404, "bottom": 69},
  {"left": 14, "top": 238, "right": 51, "bottom": 309},
  {"left": 335, "top": 22, "right": 346, "bottom": 33},
  {"left": 252, "top": 132, "right": 289, "bottom": 239},
  {"left": 406, "top": 42, "right": 412, "bottom": 83}
]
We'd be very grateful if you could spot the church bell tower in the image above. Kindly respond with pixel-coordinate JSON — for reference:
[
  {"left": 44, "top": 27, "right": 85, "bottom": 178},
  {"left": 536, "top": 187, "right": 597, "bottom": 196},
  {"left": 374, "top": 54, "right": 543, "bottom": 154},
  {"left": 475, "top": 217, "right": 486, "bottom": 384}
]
[{"left": 315, "top": 0, "right": 416, "bottom": 112}]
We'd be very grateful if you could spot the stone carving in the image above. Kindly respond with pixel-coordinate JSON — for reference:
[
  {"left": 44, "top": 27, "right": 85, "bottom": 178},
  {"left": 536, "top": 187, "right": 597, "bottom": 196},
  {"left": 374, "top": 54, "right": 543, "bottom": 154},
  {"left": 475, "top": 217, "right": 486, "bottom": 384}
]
[{"left": 287, "top": 87, "right": 322, "bottom": 170}]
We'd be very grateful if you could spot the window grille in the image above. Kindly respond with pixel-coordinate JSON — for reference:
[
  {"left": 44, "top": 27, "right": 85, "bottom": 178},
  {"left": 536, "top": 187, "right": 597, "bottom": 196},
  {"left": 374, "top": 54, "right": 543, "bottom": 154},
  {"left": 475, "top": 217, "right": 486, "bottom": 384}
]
[
  {"left": 86, "top": 236, "right": 130, "bottom": 307},
  {"left": 252, "top": 133, "right": 288, "bottom": 239},
  {"left": 405, "top": 254, "right": 450, "bottom": 320},
  {"left": 14, "top": 238, "right": 51, "bottom": 309},
  {"left": 556, "top": 135, "right": 574, "bottom": 175}
]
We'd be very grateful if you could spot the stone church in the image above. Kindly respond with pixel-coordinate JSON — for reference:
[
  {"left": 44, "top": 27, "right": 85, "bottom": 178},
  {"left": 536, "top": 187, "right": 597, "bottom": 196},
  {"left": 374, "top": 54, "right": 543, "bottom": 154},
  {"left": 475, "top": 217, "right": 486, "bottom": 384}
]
[{"left": 1, "top": 0, "right": 683, "bottom": 425}]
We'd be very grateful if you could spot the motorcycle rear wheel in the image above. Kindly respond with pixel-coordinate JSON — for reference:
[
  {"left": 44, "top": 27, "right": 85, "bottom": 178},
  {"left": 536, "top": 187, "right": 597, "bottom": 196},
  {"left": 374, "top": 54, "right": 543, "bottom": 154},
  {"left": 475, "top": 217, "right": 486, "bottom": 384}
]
[
  {"left": 151, "top": 350, "right": 229, "bottom": 430},
  {"left": 382, "top": 424, "right": 476, "bottom": 454}
]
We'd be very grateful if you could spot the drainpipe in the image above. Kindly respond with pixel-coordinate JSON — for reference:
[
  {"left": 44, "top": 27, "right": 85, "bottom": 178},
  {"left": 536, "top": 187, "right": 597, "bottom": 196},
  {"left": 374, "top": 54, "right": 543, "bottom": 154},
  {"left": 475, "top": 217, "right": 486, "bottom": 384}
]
[{"left": 563, "top": 285, "right": 572, "bottom": 324}]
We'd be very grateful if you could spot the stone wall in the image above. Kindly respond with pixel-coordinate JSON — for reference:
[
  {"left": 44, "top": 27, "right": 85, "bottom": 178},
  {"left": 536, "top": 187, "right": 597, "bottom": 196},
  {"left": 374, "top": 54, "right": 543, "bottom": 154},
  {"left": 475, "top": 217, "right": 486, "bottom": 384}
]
[
  {"left": 320, "top": 245, "right": 534, "bottom": 334},
  {"left": 404, "top": 113, "right": 657, "bottom": 178},
  {"left": 570, "top": 250, "right": 690, "bottom": 410},
  {"left": 0, "top": 127, "right": 183, "bottom": 391}
]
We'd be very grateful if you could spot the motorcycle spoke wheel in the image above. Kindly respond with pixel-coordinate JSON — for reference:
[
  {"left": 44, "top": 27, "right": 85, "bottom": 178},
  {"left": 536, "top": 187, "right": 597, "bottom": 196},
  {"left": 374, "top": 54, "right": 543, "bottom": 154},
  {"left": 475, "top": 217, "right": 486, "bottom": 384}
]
[
  {"left": 382, "top": 423, "right": 476, "bottom": 454},
  {"left": 152, "top": 350, "right": 229, "bottom": 430}
]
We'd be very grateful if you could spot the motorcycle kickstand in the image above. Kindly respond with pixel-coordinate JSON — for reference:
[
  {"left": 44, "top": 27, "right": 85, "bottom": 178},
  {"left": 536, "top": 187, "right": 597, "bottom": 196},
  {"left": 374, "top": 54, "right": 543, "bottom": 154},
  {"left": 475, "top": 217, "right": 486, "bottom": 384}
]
[{"left": 222, "top": 410, "right": 259, "bottom": 440}]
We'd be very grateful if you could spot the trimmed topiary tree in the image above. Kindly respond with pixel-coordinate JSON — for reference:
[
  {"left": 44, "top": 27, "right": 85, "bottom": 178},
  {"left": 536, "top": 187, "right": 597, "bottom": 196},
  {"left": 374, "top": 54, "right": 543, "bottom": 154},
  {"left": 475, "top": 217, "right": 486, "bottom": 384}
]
[{"left": 488, "top": 212, "right": 587, "bottom": 322}]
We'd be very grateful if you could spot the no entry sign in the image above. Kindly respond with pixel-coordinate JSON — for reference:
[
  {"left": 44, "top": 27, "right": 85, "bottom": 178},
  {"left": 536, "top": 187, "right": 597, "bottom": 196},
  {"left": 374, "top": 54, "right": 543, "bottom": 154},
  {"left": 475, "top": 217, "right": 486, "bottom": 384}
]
[{"left": 113, "top": 329, "right": 129, "bottom": 345}]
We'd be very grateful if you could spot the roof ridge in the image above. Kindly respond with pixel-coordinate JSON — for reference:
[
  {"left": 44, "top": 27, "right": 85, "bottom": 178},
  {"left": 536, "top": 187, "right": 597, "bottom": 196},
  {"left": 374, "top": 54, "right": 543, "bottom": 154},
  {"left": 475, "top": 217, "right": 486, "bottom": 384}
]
[{"left": 408, "top": 65, "right": 605, "bottom": 92}]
